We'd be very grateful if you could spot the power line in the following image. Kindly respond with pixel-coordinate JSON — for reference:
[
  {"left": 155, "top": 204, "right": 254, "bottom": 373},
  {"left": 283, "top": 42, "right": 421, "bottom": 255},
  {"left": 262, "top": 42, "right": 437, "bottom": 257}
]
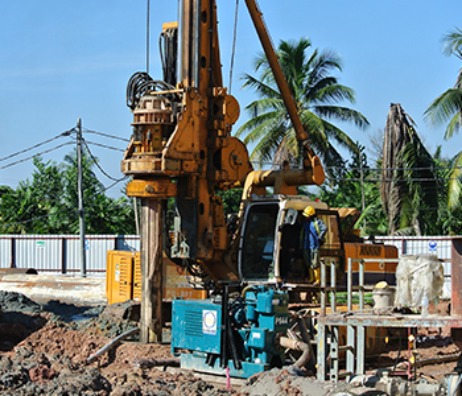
[
  {"left": 0, "top": 130, "right": 73, "bottom": 163},
  {"left": 324, "top": 176, "right": 459, "bottom": 183},
  {"left": 325, "top": 166, "right": 452, "bottom": 172},
  {"left": 0, "top": 142, "right": 74, "bottom": 170},
  {"left": 82, "top": 138, "right": 126, "bottom": 182},
  {"left": 0, "top": 211, "right": 76, "bottom": 228},
  {"left": 101, "top": 177, "right": 128, "bottom": 193},
  {"left": 83, "top": 129, "right": 130, "bottom": 143},
  {"left": 85, "top": 140, "right": 125, "bottom": 152},
  {"left": 249, "top": 159, "right": 457, "bottom": 173}
]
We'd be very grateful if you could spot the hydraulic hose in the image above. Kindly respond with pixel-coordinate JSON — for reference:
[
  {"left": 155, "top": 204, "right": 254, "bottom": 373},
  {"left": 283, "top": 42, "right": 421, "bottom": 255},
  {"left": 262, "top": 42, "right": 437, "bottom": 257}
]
[{"left": 279, "top": 336, "right": 311, "bottom": 369}]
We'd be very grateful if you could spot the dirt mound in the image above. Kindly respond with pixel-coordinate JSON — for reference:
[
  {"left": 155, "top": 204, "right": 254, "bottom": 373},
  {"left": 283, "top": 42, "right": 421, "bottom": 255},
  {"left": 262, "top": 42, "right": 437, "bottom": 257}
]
[
  {"left": 0, "top": 291, "right": 42, "bottom": 313},
  {"left": 0, "top": 292, "right": 235, "bottom": 395},
  {"left": 77, "top": 301, "right": 140, "bottom": 339},
  {"left": 239, "top": 369, "right": 336, "bottom": 396},
  {"left": 42, "top": 300, "right": 104, "bottom": 323},
  {"left": 0, "top": 320, "right": 236, "bottom": 395}
]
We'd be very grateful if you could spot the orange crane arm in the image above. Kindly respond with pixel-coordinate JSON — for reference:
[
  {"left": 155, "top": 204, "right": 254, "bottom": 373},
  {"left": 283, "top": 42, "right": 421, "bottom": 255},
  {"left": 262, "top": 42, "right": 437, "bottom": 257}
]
[{"left": 244, "top": 0, "right": 325, "bottom": 185}]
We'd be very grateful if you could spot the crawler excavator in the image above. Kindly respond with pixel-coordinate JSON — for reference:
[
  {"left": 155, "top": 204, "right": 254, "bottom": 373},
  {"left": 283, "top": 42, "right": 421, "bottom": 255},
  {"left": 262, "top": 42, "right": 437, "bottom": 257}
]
[{"left": 120, "top": 0, "right": 397, "bottom": 378}]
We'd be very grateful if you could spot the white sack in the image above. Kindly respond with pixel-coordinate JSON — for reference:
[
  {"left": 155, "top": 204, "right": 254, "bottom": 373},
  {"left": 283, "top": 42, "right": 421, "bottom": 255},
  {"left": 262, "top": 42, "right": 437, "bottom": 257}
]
[{"left": 395, "top": 254, "right": 444, "bottom": 308}]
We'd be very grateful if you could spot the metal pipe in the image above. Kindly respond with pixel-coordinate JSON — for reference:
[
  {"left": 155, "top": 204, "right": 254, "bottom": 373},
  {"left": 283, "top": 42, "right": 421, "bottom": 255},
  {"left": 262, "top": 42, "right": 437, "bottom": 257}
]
[
  {"left": 320, "top": 259, "right": 326, "bottom": 317},
  {"left": 134, "top": 357, "right": 180, "bottom": 368},
  {"left": 86, "top": 327, "right": 139, "bottom": 364},
  {"left": 220, "top": 284, "right": 229, "bottom": 367},
  {"left": 280, "top": 336, "right": 311, "bottom": 369},
  {"left": 347, "top": 258, "right": 352, "bottom": 311},
  {"left": 359, "top": 259, "right": 365, "bottom": 311},
  {"left": 330, "top": 260, "right": 336, "bottom": 313}
]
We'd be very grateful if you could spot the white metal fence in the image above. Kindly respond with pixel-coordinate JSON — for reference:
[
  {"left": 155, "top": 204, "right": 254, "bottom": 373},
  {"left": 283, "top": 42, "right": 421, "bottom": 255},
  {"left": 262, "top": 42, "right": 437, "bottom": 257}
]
[
  {"left": 0, "top": 235, "right": 140, "bottom": 275},
  {"left": 1, "top": 235, "right": 461, "bottom": 294}
]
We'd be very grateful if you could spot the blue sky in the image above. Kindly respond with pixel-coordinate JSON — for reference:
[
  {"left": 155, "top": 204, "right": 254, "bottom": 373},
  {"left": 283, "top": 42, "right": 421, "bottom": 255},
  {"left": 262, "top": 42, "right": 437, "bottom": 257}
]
[{"left": 0, "top": 1, "right": 461, "bottom": 196}]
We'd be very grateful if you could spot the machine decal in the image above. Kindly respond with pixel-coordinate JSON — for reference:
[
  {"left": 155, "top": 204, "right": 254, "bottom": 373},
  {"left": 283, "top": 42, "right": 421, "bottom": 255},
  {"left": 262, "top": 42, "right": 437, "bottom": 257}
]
[
  {"left": 275, "top": 316, "right": 289, "bottom": 326},
  {"left": 202, "top": 310, "right": 218, "bottom": 335},
  {"left": 359, "top": 245, "right": 382, "bottom": 257}
]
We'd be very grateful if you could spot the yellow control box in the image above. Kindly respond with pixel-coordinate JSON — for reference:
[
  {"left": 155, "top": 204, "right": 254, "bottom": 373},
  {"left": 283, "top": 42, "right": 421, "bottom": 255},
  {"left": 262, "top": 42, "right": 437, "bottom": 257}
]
[{"left": 106, "top": 251, "right": 207, "bottom": 304}]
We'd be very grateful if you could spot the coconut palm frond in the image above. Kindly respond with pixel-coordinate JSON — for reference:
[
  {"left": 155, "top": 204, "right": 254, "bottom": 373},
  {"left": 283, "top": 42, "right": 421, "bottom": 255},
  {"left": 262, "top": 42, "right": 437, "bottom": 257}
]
[
  {"left": 250, "top": 122, "right": 289, "bottom": 166},
  {"left": 241, "top": 73, "right": 280, "bottom": 99},
  {"left": 315, "top": 105, "right": 369, "bottom": 129},
  {"left": 243, "top": 97, "right": 286, "bottom": 117},
  {"left": 311, "top": 83, "right": 356, "bottom": 105},
  {"left": 307, "top": 50, "right": 343, "bottom": 85},
  {"left": 299, "top": 109, "right": 326, "bottom": 135},
  {"left": 235, "top": 110, "right": 284, "bottom": 138},
  {"left": 443, "top": 27, "right": 462, "bottom": 58},
  {"left": 443, "top": 109, "right": 462, "bottom": 140},
  {"left": 273, "top": 133, "right": 300, "bottom": 166},
  {"left": 424, "top": 88, "right": 462, "bottom": 130},
  {"left": 448, "top": 152, "right": 462, "bottom": 209}
]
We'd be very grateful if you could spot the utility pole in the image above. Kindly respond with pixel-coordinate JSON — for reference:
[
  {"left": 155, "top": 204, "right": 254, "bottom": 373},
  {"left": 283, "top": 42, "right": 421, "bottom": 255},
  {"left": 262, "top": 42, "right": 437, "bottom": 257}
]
[
  {"left": 76, "top": 118, "right": 87, "bottom": 278},
  {"left": 359, "top": 157, "right": 366, "bottom": 230}
]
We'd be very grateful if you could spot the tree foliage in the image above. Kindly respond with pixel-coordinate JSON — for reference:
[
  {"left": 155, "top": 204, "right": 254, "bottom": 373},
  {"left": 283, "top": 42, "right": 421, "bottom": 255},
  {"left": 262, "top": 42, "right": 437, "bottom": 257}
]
[
  {"left": 319, "top": 145, "right": 388, "bottom": 236},
  {"left": 0, "top": 151, "right": 135, "bottom": 234},
  {"left": 236, "top": 38, "right": 368, "bottom": 178},
  {"left": 425, "top": 27, "right": 462, "bottom": 209}
]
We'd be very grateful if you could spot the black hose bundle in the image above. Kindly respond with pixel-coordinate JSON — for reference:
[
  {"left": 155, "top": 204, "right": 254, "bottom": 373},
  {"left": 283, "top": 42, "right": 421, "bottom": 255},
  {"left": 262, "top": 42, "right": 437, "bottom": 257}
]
[{"left": 126, "top": 72, "right": 175, "bottom": 110}]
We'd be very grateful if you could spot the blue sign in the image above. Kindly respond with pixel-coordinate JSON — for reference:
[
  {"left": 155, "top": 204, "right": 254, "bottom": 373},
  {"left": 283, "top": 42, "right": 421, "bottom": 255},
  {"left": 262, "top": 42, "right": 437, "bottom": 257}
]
[{"left": 428, "top": 241, "right": 437, "bottom": 252}]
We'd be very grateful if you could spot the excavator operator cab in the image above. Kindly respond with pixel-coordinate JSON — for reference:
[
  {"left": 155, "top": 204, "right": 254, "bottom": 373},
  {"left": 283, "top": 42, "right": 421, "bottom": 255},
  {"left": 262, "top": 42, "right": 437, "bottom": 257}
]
[
  {"left": 238, "top": 197, "right": 345, "bottom": 285},
  {"left": 239, "top": 201, "right": 280, "bottom": 280}
]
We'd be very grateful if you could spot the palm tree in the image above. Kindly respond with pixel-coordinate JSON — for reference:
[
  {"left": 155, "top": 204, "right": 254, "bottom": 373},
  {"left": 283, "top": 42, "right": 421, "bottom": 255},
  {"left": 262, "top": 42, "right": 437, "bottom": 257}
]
[
  {"left": 236, "top": 38, "right": 369, "bottom": 178},
  {"left": 382, "top": 104, "right": 439, "bottom": 235},
  {"left": 425, "top": 27, "right": 462, "bottom": 208}
]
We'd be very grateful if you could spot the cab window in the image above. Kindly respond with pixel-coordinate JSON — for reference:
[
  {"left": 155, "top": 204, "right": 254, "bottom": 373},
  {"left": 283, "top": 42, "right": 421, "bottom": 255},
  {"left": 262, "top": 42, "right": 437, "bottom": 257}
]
[{"left": 240, "top": 204, "right": 279, "bottom": 279}]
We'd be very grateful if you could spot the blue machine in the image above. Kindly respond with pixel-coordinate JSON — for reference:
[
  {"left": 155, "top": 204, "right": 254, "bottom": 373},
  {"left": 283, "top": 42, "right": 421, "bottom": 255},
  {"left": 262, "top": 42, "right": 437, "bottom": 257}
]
[{"left": 171, "top": 286, "right": 290, "bottom": 378}]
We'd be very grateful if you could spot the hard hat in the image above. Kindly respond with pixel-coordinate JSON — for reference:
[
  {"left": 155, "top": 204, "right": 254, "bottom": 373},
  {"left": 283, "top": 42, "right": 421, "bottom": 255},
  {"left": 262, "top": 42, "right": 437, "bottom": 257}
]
[{"left": 302, "top": 206, "right": 315, "bottom": 217}]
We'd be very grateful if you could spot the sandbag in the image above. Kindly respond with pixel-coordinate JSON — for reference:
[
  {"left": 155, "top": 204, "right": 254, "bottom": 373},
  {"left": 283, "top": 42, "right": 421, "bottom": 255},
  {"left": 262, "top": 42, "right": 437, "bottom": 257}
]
[{"left": 395, "top": 254, "right": 444, "bottom": 309}]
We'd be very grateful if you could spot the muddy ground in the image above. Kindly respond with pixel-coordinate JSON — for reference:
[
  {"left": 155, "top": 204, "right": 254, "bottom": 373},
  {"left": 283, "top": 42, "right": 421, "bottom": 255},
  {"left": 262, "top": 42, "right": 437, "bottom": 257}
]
[{"left": 0, "top": 291, "right": 458, "bottom": 395}]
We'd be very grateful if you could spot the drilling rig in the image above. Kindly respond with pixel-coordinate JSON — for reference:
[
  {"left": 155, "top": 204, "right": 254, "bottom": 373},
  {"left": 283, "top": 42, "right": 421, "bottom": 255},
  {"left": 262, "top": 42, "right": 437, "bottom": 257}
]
[
  {"left": 120, "top": 0, "right": 398, "bottom": 377},
  {"left": 121, "top": 0, "right": 328, "bottom": 342}
]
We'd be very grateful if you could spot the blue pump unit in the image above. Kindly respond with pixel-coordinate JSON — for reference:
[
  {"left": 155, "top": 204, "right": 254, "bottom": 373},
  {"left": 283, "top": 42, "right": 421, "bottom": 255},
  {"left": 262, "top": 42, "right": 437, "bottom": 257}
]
[{"left": 171, "top": 286, "right": 290, "bottom": 378}]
